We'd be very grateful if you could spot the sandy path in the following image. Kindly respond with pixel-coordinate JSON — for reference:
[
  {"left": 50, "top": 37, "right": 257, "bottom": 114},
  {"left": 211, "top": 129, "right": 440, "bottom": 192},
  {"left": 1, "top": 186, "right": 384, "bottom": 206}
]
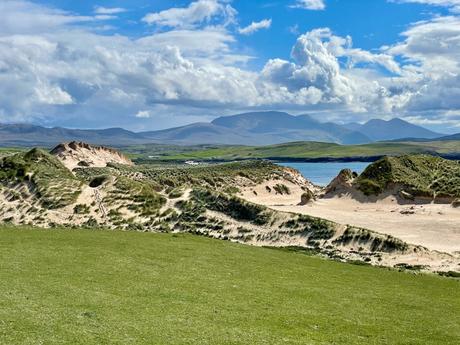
[{"left": 241, "top": 189, "right": 460, "bottom": 254}]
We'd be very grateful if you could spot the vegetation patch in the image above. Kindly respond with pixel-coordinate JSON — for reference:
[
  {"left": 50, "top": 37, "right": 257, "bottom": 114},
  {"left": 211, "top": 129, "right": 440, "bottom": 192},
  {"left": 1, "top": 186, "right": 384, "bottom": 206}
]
[
  {"left": 0, "top": 149, "right": 82, "bottom": 209},
  {"left": 107, "top": 176, "right": 166, "bottom": 217},
  {"left": 273, "top": 183, "right": 291, "bottom": 195},
  {"left": 73, "top": 204, "right": 90, "bottom": 215},
  {"left": 357, "top": 155, "right": 460, "bottom": 198},
  {"left": 192, "top": 188, "right": 271, "bottom": 225},
  {"left": 334, "top": 227, "right": 409, "bottom": 253}
]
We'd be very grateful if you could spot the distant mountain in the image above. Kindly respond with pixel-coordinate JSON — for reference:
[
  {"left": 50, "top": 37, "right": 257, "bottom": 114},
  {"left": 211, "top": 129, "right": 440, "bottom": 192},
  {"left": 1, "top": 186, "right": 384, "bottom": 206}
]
[
  {"left": 342, "top": 122, "right": 362, "bottom": 132},
  {"left": 0, "top": 113, "right": 444, "bottom": 147},
  {"left": 0, "top": 124, "right": 148, "bottom": 147},
  {"left": 347, "top": 118, "right": 442, "bottom": 141},
  {"left": 139, "top": 112, "right": 370, "bottom": 145},
  {"left": 208, "top": 111, "right": 370, "bottom": 145},
  {"left": 436, "top": 133, "right": 460, "bottom": 141},
  {"left": 141, "top": 123, "right": 260, "bottom": 146}
]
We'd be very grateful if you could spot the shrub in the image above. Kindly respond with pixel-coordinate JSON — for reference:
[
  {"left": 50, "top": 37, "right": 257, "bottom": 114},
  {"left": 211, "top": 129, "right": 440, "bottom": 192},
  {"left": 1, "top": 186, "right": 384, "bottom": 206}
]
[
  {"left": 73, "top": 204, "right": 90, "bottom": 215},
  {"left": 168, "top": 188, "right": 184, "bottom": 199},
  {"left": 273, "top": 184, "right": 290, "bottom": 195}
]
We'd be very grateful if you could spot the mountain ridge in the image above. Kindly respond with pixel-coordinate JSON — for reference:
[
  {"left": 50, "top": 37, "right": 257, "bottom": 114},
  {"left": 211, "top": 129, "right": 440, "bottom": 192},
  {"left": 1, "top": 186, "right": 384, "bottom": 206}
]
[
  {"left": 344, "top": 118, "right": 442, "bottom": 141},
  {"left": 0, "top": 112, "right": 445, "bottom": 147}
]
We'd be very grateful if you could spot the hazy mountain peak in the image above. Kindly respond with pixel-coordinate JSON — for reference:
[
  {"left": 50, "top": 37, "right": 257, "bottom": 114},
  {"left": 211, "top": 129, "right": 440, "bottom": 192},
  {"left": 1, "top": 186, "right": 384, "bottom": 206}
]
[{"left": 354, "top": 117, "right": 442, "bottom": 141}]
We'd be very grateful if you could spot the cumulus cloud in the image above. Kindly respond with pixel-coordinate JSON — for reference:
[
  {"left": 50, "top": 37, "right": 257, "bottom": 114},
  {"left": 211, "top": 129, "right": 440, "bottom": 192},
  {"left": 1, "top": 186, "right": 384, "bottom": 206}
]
[
  {"left": 1, "top": 0, "right": 460, "bottom": 131},
  {"left": 142, "top": 0, "right": 236, "bottom": 29},
  {"left": 238, "top": 19, "right": 272, "bottom": 35},
  {"left": 291, "top": 0, "right": 326, "bottom": 10},
  {"left": 259, "top": 28, "right": 404, "bottom": 113},
  {"left": 384, "top": 16, "right": 460, "bottom": 114},
  {"left": 261, "top": 29, "right": 352, "bottom": 104}
]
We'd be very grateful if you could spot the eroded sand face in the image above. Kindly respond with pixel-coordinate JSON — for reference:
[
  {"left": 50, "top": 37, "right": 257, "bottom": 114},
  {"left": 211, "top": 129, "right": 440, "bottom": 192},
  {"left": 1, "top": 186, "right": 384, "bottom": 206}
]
[{"left": 241, "top": 187, "right": 460, "bottom": 254}]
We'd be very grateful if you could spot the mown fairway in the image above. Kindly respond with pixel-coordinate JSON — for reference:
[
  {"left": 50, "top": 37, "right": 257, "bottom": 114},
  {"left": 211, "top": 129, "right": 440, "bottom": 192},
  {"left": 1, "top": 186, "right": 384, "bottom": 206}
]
[{"left": 0, "top": 227, "right": 459, "bottom": 345}]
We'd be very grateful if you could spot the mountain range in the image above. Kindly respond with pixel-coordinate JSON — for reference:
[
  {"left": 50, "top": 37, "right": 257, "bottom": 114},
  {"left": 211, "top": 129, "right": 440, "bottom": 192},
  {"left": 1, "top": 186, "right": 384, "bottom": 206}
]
[{"left": 0, "top": 111, "right": 447, "bottom": 147}]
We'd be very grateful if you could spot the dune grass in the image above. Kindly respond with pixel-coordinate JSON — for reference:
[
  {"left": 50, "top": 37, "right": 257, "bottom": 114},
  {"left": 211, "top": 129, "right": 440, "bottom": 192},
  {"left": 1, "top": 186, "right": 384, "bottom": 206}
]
[
  {"left": 0, "top": 226, "right": 459, "bottom": 345},
  {"left": 357, "top": 154, "right": 460, "bottom": 197}
]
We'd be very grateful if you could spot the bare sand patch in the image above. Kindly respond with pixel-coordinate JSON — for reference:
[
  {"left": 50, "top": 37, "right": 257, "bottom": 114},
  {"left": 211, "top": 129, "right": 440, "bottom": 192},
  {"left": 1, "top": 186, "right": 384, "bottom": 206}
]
[{"left": 241, "top": 187, "right": 460, "bottom": 254}]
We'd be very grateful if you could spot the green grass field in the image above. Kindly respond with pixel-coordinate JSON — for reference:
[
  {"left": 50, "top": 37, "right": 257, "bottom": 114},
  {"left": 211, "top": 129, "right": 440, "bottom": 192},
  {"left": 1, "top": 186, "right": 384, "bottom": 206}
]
[
  {"left": 124, "top": 140, "right": 460, "bottom": 163},
  {"left": 0, "top": 227, "right": 459, "bottom": 344}
]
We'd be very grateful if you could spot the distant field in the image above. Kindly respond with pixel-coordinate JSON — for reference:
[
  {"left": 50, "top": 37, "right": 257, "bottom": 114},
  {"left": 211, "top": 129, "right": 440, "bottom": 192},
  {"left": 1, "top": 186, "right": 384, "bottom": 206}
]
[
  {"left": 0, "top": 147, "right": 25, "bottom": 158},
  {"left": 123, "top": 140, "right": 460, "bottom": 163},
  {"left": 1, "top": 227, "right": 459, "bottom": 345},
  {"left": 3, "top": 141, "right": 460, "bottom": 163}
]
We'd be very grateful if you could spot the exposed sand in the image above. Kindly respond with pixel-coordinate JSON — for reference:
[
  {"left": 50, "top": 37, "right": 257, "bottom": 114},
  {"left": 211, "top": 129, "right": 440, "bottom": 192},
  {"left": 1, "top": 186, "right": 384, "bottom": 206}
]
[
  {"left": 241, "top": 185, "right": 460, "bottom": 254},
  {"left": 51, "top": 141, "right": 133, "bottom": 171}
]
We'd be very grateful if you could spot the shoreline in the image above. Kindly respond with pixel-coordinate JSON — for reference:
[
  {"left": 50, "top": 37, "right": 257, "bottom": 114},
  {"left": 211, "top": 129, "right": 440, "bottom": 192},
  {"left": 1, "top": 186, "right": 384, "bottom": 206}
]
[{"left": 136, "top": 153, "right": 460, "bottom": 164}]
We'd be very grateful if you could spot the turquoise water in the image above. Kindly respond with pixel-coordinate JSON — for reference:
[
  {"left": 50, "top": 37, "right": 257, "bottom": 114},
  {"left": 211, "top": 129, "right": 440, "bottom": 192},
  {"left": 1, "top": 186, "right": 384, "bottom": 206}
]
[{"left": 278, "top": 162, "right": 369, "bottom": 186}]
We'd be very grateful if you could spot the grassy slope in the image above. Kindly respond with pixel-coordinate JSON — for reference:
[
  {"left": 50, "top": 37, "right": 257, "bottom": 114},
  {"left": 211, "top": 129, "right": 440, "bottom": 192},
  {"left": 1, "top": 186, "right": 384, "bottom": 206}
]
[
  {"left": 124, "top": 141, "right": 460, "bottom": 162},
  {"left": 1, "top": 227, "right": 459, "bottom": 345},
  {"left": 0, "top": 147, "right": 25, "bottom": 159},
  {"left": 357, "top": 155, "right": 460, "bottom": 197},
  {"left": 0, "top": 149, "right": 81, "bottom": 208}
]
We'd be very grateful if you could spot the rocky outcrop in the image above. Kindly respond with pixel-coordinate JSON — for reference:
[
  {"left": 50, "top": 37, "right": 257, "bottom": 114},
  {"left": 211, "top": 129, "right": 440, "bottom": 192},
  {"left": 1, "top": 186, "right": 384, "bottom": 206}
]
[{"left": 51, "top": 141, "right": 133, "bottom": 171}]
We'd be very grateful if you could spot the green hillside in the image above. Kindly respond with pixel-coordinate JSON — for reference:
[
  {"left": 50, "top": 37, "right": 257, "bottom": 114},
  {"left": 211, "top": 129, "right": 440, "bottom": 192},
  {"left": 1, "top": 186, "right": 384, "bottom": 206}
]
[
  {"left": 1, "top": 226, "right": 459, "bottom": 345},
  {"left": 357, "top": 155, "right": 460, "bottom": 197},
  {"left": 124, "top": 140, "right": 460, "bottom": 163}
]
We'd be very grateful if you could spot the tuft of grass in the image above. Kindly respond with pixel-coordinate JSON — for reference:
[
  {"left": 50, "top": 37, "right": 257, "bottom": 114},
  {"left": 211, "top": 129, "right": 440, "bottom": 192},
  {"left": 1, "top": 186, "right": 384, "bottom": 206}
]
[
  {"left": 273, "top": 183, "right": 291, "bottom": 195},
  {"left": 73, "top": 204, "right": 90, "bottom": 215}
]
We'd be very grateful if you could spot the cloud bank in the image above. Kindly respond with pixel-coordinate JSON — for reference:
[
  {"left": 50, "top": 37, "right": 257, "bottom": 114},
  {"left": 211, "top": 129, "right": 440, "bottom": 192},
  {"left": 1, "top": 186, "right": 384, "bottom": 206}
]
[{"left": 0, "top": 0, "right": 459, "bottom": 131}]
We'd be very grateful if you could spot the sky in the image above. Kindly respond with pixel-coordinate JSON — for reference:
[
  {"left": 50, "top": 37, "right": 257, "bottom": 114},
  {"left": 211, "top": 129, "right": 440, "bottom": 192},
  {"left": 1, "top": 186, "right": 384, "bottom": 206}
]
[{"left": 1, "top": 0, "right": 460, "bottom": 133}]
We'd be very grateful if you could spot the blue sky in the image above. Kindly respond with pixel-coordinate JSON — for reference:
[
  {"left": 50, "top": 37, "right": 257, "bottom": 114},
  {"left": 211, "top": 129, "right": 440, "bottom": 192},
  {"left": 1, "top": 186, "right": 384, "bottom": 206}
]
[
  {"left": 1, "top": 0, "right": 460, "bottom": 133},
  {"left": 36, "top": 0, "right": 445, "bottom": 66}
]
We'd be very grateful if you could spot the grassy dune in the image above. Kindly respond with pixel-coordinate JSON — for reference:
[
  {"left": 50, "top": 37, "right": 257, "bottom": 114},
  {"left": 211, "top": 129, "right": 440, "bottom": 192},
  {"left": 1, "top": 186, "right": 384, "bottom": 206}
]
[
  {"left": 357, "top": 154, "right": 460, "bottom": 197},
  {"left": 1, "top": 227, "right": 459, "bottom": 345}
]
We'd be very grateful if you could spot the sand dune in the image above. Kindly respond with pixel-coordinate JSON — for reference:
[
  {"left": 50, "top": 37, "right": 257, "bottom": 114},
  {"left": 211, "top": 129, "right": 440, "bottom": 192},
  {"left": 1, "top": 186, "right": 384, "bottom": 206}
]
[{"left": 241, "top": 186, "right": 460, "bottom": 254}]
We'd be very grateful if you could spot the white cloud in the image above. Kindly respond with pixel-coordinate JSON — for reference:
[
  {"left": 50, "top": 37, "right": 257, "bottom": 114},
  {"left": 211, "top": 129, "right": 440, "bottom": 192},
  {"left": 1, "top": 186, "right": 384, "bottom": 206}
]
[
  {"left": 1, "top": 0, "right": 460, "bottom": 131},
  {"left": 142, "top": 0, "right": 236, "bottom": 29},
  {"left": 135, "top": 110, "right": 151, "bottom": 118},
  {"left": 291, "top": 0, "right": 326, "bottom": 10},
  {"left": 238, "top": 19, "right": 272, "bottom": 35},
  {"left": 138, "top": 28, "right": 237, "bottom": 58},
  {"left": 94, "top": 6, "right": 127, "bottom": 15},
  {"left": 0, "top": 0, "right": 119, "bottom": 36},
  {"left": 392, "top": 0, "right": 460, "bottom": 12}
]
